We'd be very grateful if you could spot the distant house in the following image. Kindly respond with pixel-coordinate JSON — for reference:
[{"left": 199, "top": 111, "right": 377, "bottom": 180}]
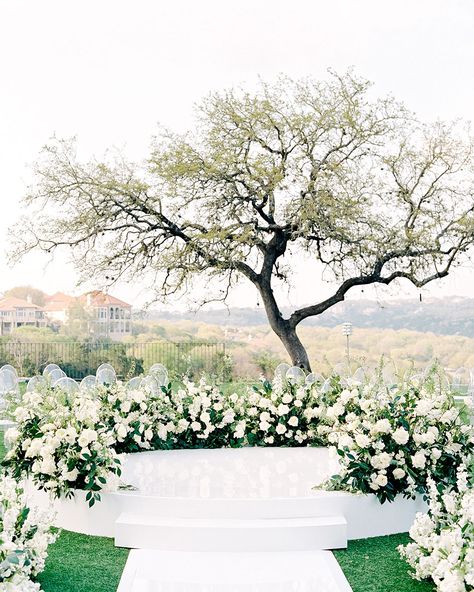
[
  {"left": 79, "top": 291, "right": 132, "bottom": 340},
  {"left": 0, "top": 296, "right": 47, "bottom": 335},
  {"left": 43, "top": 292, "right": 77, "bottom": 323},
  {"left": 43, "top": 290, "right": 133, "bottom": 340},
  {"left": 0, "top": 290, "right": 133, "bottom": 340}
]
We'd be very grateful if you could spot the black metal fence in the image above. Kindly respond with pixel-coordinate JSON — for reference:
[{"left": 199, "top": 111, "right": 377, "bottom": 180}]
[{"left": 0, "top": 341, "right": 227, "bottom": 380}]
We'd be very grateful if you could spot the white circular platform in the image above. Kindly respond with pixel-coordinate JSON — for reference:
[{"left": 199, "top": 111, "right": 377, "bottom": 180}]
[{"left": 29, "top": 447, "right": 427, "bottom": 550}]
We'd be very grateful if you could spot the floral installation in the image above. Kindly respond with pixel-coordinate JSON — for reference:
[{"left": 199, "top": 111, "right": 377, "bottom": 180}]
[
  {"left": 319, "top": 368, "right": 474, "bottom": 503},
  {"left": 399, "top": 463, "right": 474, "bottom": 592},
  {"left": 0, "top": 475, "right": 57, "bottom": 592},
  {"left": 2, "top": 364, "right": 472, "bottom": 509},
  {"left": 3, "top": 387, "right": 121, "bottom": 506}
]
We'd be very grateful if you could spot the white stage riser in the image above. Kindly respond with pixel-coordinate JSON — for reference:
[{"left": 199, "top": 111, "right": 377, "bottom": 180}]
[
  {"left": 29, "top": 486, "right": 426, "bottom": 542},
  {"left": 27, "top": 448, "right": 428, "bottom": 550},
  {"left": 115, "top": 514, "right": 347, "bottom": 552}
]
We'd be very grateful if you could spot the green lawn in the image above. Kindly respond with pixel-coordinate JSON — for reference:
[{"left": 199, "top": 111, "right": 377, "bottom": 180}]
[
  {"left": 334, "top": 533, "right": 434, "bottom": 592},
  {"left": 0, "top": 432, "right": 434, "bottom": 592},
  {"left": 38, "top": 530, "right": 129, "bottom": 592}
]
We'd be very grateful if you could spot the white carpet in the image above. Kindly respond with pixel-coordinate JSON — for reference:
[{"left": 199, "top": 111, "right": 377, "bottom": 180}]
[{"left": 117, "top": 549, "right": 352, "bottom": 592}]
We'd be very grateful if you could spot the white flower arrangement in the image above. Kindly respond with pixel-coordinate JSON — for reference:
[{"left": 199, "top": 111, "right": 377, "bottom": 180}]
[
  {"left": 3, "top": 387, "right": 121, "bottom": 506},
  {"left": 318, "top": 368, "right": 474, "bottom": 503},
  {"left": 3, "top": 364, "right": 472, "bottom": 509},
  {"left": 399, "top": 464, "right": 474, "bottom": 591},
  {"left": 0, "top": 475, "right": 57, "bottom": 592}
]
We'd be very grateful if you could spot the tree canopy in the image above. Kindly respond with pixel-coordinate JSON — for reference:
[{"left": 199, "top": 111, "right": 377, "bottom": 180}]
[
  {"left": 3, "top": 286, "right": 46, "bottom": 306},
  {"left": 12, "top": 71, "right": 474, "bottom": 369}
]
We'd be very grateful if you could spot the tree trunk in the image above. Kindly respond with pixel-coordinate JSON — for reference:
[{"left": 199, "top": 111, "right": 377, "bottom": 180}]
[
  {"left": 277, "top": 323, "right": 311, "bottom": 372},
  {"left": 258, "top": 281, "right": 311, "bottom": 372}
]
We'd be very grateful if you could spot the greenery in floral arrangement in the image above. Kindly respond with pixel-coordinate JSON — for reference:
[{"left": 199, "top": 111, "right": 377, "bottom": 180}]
[
  {"left": 319, "top": 367, "right": 474, "bottom": 503},
  {"left": 399, "top": 463, "right": 474, "bottom": 591},
  {"left": 0, "top": 475, "right": 57, "bottom": 592},
  {"left": 2, "top": 387, "right": 122, "bottom": 507}
]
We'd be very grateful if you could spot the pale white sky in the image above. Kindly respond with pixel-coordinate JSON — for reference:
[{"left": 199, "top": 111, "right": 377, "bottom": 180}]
[{"left": 0, "top": 0, "right": 473, "bottom": 310}]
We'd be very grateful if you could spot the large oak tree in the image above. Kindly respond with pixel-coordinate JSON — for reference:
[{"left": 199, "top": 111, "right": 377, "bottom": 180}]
[{"left": 12, "top": 72, "right": 474, "bottom": 370}]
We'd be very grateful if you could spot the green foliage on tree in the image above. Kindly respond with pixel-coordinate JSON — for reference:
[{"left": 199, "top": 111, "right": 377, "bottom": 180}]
[
  {"left": 3, "top": 286, "right": 46, "bottom": 306},
  {"left": 12, "top": 71, "right": 474, "bottom": 369}
]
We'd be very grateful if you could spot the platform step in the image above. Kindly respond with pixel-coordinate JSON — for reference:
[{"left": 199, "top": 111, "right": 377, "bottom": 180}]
[{"left": 115, "top": 513, "right": 347, "bottom": 551}]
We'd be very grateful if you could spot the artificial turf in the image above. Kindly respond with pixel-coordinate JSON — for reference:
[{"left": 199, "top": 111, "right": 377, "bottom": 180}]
[
  {"left": 37, "top": 530, "right": 129, "bottom": 592},
  {"left": 334, "top": 533, "right": 435, "bottom": 592}
]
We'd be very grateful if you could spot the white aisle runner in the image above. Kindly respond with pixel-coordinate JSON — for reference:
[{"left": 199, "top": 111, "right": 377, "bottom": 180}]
[{"left": 117, "top": 549, "right": 352, "bottom": 592}]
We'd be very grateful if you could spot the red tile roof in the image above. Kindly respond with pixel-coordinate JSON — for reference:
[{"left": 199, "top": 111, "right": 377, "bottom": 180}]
[
  {"left": 44, "top": 292, "right": 76, "bottom": 304},
  {"left": 80, "top": 291, "right": 131, "bottom": 308},
  {"left": 0, "top": 297, "right": 42, "bottom": 311},
  {"left": 43, "top": 292, "right": 78, "bottom": 310}
]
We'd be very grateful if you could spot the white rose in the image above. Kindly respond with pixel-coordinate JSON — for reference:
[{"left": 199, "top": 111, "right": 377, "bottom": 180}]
[
  {"left": 222, "top": 410, "right": 235, "bottom": 425},
  {"left": 431, "top": 448, "right": 442, "bottom": 460},
  {"left": 4, "top": 428, "right": 20, "bottom": 446},
  {"left": 412, "top": 451, "right": 426, "bottom": 469},
  {"left": 282, "top": 393, "right": 293, "bottom": 404},
  {"left": 78, "top": 428, "right": 98, "bottom": 448},
  {"left": 277, "top": 404, "right": 290, "bottom": 416},
  {"left": 116, "top": 424, "right": 128, "bottom": 440},
  {"left": 200, "top": 411, "right": 211, "bottom": 424},
  {"left": 340, "top": 390, "right": 352, "bottom": 404},
  {"left": 392, "top": 427, "right": 409, "bottom": 445},
  {"left": 259, "top": 420, "right": 271, "bottom": 432},
  {"left": 338, "top": 434, "right": 353, "bottom": 449},
  {"left": 276, "top": 424, "right": 286, "bottom": 435},
  {"left": 373, "top": 419, "right": 391, "bottom": 434},
  {"left": 414, "top": 400, "right": 432, "bottom": 416},
  {"left": 191, "top": 421, "right": 201, "bottom": 432},
  {"left": 132, "top": 390, "right": 146, "bottom": 404},
  {"left": 370, "top": 452, "right": 392, "bottom": 470},
  {"left": 65, "top": 426, "right": 78, "bottom": 444},
  {"left": 120, "top": 400, "right": 132, "bottom": 413},
  {"left": 294, "top": 399, "right": 303, "bottom": 408},
  {"left": 375, "top": 473, "right": 388, "bottom": 487},
  {"left": 393, "top": 468, "right": 406, "bottom": 480},
  {"left": 63, "top": 468, "right": 79, "bottom": 481},
  {"left": 158, "top": 425, "right": 168, "bottom": 440},
  {"left": 355, "top": 434, "right": 371, "bottom": 448},
  {"left": 288, "top": 416, "right": 298, "bottom": 427},
  {"left": 39, "top": 456, "right": 56, "bottom": 475}
]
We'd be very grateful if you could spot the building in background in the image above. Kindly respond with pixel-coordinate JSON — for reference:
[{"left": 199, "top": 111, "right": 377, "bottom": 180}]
[
  {"left": 43, "top": 292, "right": 77, "bottom": 324},
  {"left": 0, "top": 290, "right": 133, "bottom": 340},
  {"left": 0, "top": 296, "right": 47, "bottom": 335},
  {"left": 79, "top": 291, "right": 132, "bottom": 340}
]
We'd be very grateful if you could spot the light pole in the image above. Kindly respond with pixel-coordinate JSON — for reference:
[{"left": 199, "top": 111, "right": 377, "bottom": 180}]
[{"left": 342, "top": 322, "right": 353, "bottom": 366}]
